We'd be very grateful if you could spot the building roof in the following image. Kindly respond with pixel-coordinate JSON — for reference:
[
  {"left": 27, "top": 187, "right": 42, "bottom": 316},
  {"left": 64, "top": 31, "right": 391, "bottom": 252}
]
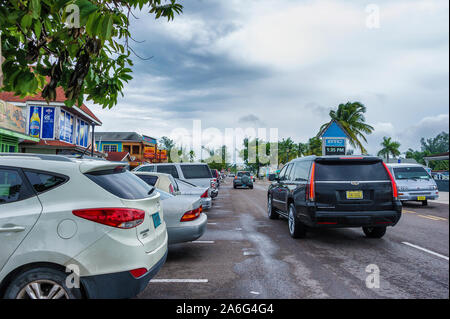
[
  {"left": 105, "top": 152, "right": 131, "bottom": 162},
  {"left": 319, "top": 120, "right": 350, "bottom": 139},
  {"left": 19, "top": 139, "right": 104, "bottom": 156},
  {"left": 95, "top": 132, "right": 143, "bottom": 142},
  {"left": 0, "top": 87, "right": 102, "bottom": 124},
  {"left": 424, "top": 152, "right": 449, "bottom": 161}
]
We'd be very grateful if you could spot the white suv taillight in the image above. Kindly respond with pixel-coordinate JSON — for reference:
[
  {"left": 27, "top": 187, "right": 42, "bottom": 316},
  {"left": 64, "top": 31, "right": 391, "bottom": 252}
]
[{"left": 73, "top": 208, "right": 145, "bottom": 229}]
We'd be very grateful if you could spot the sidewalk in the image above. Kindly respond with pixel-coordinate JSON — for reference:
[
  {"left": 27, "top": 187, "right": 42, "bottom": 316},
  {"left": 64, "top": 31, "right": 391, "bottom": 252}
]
[{"left": 430, "top": 192, "right": 449, "bottom": 205}]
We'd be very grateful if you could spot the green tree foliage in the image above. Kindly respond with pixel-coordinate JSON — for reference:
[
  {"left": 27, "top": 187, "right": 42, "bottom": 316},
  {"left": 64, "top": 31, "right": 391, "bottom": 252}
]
[
  {"left": 159, "top": 136, "right": 175, "bottom": 162},
  {"left": 377, "top": 136, "right": 401, "bottom": 162},
  {"left": 0, "top": 0, "right": 183, "bottom": 108},
  {"left": 318, "top": 102, "right": 374, "bottom": 154},
  {"left": 405, "top": 132, "right": 449, "bottom": 170}
]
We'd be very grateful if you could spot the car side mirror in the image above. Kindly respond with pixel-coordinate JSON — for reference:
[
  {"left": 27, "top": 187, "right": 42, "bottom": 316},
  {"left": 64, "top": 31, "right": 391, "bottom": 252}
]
[{"left": 268, "top": 174, "right": 278, "bottom": 182}]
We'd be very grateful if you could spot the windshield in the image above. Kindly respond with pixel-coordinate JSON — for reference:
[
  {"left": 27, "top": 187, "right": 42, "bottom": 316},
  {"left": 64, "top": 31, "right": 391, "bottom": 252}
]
[{"left": 393, "top": 167, "right": 430, "bottom": 180}]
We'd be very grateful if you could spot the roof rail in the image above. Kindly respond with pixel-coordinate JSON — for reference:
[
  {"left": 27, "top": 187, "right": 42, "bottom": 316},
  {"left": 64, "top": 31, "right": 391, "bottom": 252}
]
[{"left": 0, "top": 153, "right": 75, "bottom": 162}]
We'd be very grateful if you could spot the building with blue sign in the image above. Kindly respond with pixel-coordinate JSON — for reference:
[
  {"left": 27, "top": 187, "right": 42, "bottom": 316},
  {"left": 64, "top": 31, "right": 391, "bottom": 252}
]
[{"left": 0, "top": 88, "right": 103, "bottom": 156}]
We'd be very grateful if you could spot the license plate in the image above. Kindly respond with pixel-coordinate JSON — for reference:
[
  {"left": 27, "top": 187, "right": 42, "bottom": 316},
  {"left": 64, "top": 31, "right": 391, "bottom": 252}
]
[
  {"left": 417, "top": 196, "right": 426, "bottom": 201},
  {"left": 346, "top": 190, "right": 363, "bottom": 199},
  {"left": 152, "top": 212, "right": 162, "bottom": 229}
]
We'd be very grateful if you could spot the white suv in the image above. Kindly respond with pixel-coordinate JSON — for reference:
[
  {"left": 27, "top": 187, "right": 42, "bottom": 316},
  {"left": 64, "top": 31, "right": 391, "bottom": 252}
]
[{"left": 0, "top": 154, "right": 168, "bottom": 299}]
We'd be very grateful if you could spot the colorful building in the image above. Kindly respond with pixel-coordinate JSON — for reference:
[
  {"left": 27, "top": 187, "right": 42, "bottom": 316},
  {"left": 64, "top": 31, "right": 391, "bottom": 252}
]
[
  {"left": 95, "top": 132, "right": 168, "bottom": 168},
  {"left": 0, "top": 99, "right": 39, "bottom": 152},
  {"left": 0, "top": 88, "right": 103, "bottom": 156}
]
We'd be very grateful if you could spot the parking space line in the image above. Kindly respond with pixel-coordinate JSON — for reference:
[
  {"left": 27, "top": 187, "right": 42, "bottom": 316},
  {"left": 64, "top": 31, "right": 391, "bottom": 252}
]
[
  {"left": 207, "top": 223, "right": 218, "bottom": 225},
  {"left": 402, "top": 242, "right": 449, "bottom": 261},
  {"left": 418, "top": 214, "right": 446, "bottom": 221},
  {"left": 150, "top": 279, "right": 209, "bottom": 283},
  {"left": 190, "top": 240, "right": 215, "bottom": 244},
  {"left": 403, "top": 210, "right": 417, "bottom": 214}
]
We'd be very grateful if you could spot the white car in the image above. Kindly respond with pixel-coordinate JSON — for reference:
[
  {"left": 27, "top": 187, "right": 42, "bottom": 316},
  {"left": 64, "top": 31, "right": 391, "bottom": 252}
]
[
  {"left": 133, "top": 171, "right": 212, "bottom": 209},
  {"left": 0, "top": 154, "right": 168, "bottom": 299}
]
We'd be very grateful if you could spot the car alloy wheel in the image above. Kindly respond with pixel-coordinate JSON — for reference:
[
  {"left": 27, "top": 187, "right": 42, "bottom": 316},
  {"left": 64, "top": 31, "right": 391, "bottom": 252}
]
[
  {"left": 288, "top": 206, "right": 295, "bottom": 235},
  {"left": 267, "top": 197, "right": 272, "bottom": 217},
  {"left": 16, "top": 280, "right": 69, "bottom": 299}
]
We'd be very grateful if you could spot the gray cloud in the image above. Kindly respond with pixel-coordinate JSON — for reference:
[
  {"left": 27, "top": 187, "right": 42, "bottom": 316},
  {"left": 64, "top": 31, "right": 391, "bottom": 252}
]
[{"left": 88, "top": 0, "right": 449, "bottom": 155}]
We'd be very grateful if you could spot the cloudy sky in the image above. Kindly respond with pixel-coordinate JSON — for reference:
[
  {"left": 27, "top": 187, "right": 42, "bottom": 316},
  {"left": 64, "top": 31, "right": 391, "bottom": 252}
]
[{"left": 88, "top": 0, "right": 449, "bottom": 157}]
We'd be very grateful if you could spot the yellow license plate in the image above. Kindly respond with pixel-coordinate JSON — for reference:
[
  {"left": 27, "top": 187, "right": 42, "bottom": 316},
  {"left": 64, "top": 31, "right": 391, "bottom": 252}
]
[
  {"left": 346, "top": 191, "right": 363, "bottom": 199},
  {"left": 417, "top": 196, "right": 426, "bottom": 201}
]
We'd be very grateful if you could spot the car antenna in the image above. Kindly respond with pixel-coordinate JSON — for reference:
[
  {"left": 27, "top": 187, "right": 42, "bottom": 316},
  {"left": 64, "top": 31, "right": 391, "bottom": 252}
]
[{"left": 79, "top": 144, "right": 92, "bottom": 159}]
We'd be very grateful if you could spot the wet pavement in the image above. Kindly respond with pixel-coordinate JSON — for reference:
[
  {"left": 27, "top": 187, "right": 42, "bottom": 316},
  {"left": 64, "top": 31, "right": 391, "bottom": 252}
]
[{"left": 137, "top": 178, "right": 449, "bottom": 299}]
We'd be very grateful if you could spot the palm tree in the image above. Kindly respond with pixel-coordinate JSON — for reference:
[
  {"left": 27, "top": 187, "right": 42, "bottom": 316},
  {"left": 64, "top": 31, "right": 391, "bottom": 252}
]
[
  {"left": 318, "top": 102, "right": 374, "bottom": 154},
  {"left": 377, "top": 137, "right": 401, "bottom": 162}
]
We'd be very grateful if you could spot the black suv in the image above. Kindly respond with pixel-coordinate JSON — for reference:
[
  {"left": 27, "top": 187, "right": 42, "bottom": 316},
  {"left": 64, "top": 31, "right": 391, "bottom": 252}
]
[{"left": 267, "top": 156, "right": 402, "bottom": 239}]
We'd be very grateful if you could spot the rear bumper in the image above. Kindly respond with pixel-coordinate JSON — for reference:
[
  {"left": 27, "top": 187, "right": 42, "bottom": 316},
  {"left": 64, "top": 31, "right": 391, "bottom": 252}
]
[
  {"left": 234, "top": 181, "right": 254, "bottom": 187},
  {"left": 201, "top": 197, "right": 212, "bottom": 209},
  {"left": 303, "top": 201, "right": 402, "bottom": 228},
  {"left": 167, "top": 213, "right": 208, "bottom": 244},
  {"left": 398, "top": 192, "right": 439, "bottom": 201},
  {"left": 81, "top": 249, "right": 167, "bottom": 299}
]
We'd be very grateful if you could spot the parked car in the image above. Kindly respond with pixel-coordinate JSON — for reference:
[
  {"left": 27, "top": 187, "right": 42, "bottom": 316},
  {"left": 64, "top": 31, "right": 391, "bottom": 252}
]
[
  {"left": 267, "top": 156, "right": 402, "bottom": 239},
  {"left": 233, "top": 171, "right": 254, "bottom": 189},
  {"left": 133, "top": 163, "right": 218, "bottom": 198},
  {"left": 176, "top": 178, "right": 212, "bottom": 210},
  {"left": 133, "top": 171, "right": 212, "bottom": 209},
  {"left": 386, "top": 163, "right": 439, "bottom": 206},
  {"left": 130, "top": 180, "right": 206, "bottom": 245},
  {"left": 0, "top": 154, "right": 168, "bottom": 299},
  {"left": 210, "top": 169, "right": 220, "bottom": 187}
]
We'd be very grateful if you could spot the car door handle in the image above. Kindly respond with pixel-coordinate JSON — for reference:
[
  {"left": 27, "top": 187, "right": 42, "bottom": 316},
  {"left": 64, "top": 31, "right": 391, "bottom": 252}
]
[{"left": 0, "top": 226, "right": 25, "bottom": 233}]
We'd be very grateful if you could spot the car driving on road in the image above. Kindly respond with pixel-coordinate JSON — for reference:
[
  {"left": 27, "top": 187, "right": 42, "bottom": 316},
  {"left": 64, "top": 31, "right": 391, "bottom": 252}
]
[
  {"left": 267, "top": 156, "right": 402, "bottom": 239},
  {"left": 233, "top": 171, "right": 254, "bottom": 189},
  {"left": 386, "top": 163, "right": 439, "bottom": 206},
  {"left": 0, "top": 154, "right": 168, "bottom": 299}
]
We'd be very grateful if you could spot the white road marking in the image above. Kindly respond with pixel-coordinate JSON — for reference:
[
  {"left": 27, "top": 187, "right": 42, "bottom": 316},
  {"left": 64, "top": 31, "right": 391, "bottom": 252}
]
[
  {"left": 207, "top": 223, "right": 217, "bottom": 225},
  {"left": 250, "top": 291, "right": 260, "bottom": 295},
  {"left": 402, "top": 242, "right": 449, "bottom": 261},
  {"left": 190, "top": 240, "right": 215, "bottom": 244},
  {"left": 151, "top": 279, "right": 209, "bottom": 283}
]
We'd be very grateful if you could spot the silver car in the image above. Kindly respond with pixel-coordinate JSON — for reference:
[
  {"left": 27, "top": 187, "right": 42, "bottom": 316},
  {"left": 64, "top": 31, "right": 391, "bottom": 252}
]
[
  {"left": 387, "top": 163, "right": 439, "bottom": 206},
  {"left": 133, "top": 163, "right": 218, "bottom": 198},
  {"left": 157, "top": 190, "right": 208, "bottom": 244}
]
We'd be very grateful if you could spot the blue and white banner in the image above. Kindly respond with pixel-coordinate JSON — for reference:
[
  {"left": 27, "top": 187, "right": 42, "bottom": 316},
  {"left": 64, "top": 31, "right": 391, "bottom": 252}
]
[
  {"left": 324, "top": 138, "right": 346, "bottom": 147},
  {"left": 41, "top": 107, "right": 55, "bottom": 139}
]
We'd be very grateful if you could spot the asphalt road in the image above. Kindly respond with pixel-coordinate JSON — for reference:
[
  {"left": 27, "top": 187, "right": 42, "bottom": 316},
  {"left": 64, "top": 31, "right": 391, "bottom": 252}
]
[{"left": 137, "top": 178, "right": 449, "bottom": 299}]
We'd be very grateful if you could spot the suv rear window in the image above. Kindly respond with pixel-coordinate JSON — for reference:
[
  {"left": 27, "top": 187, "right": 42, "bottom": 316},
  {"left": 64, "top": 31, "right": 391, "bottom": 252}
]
[
  {"left": 238, "top": 172, "right": 250, "bottom": 177},
  {"left": 181, "top": 165, "right": 212, "bottom": 179},
  {"left": 85, "top": 168, "right": 153, "bottom": 199},
  {"left": 315, "top": 161, "right": 389, "bottom": 181}
]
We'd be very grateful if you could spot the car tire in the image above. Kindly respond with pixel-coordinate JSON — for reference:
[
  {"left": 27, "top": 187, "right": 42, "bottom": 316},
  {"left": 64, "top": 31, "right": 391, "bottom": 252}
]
[
  {"left": 288, "top": 204, "right": 307, "bottom": 238},
  {"left": 422, "top": 200, "right": 428, "bottom": 206},
  {"left": 363, "top": 226, "right": 387, "bottom": 239},
  {"left": 267, "top": 195, "right": 278, "bottom": 220},
  {"left": 233, "top": 184, "right": 237, "bottom": 189},
  {"left": 3, "top": 267, "right": 83, "bottom": 299},
  {"left": 249, "top": 185, "right": 254, "bottom": 189}
]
